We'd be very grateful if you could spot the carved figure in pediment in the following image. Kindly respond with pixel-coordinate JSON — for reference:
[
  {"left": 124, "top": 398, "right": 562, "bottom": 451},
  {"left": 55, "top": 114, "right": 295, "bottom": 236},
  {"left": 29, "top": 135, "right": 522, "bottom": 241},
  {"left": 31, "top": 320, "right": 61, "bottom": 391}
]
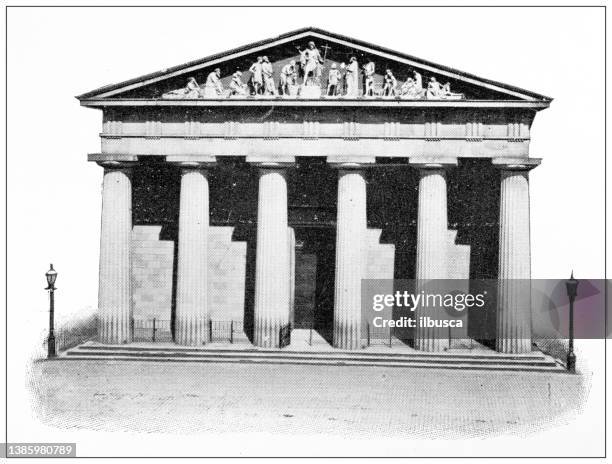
[
  {"left": 440, "top": 81, "right": 465, "bottom": 100},
  {"left": 249, "top": 56, "right": 264, "bottom": 95},
  {"left": 344, "top": 57, "right": 359, "bottom": 98},
  {"left": 279, "top": 60, "right": 298, "bottom": 95},
  {"left": 339, "top": 62, "right": 347, "bottom": 95},
  {"left": 262, "top": 56, "right": 277, "bottom": 96},
  {"left": 383, "top": 69, "right": 397, "bottom": 97},
  {"left": 229, "top": 71, "right": 248, "bottom": 96},
  {"left": 326, "top": 63, "right": 341, "bottom": 96},
  {"left": 203, "top": 68, "right": 224, "bottom": 98},
  {"left": 413, "top": 71, "right": 424, "bottom": 93},
  {"left": 400, "top": 70, "right": 426, "bottom": 99},
  {"left": 426, "top": 76, "right": 444, "bottom": 99},
  {"left": 298, "top": 41, "right": 324, "bottom": 86},
  {"left": 400, "top": 77, "right": 415, "bottom": 98},
  {"left": 399, "top": 77, "right": 417, "bottom": 99},
  {"left": 363, "top": 61, "right": 376, "bottom": 97},
  {"left": 162, "top": 77, "right": 202, "bottom": 99}
]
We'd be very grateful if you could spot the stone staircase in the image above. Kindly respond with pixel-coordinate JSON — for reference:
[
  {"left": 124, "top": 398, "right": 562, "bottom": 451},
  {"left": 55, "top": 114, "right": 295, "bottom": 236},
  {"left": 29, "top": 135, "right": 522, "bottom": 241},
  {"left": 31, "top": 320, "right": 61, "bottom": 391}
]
[{"left": 60, "top": 342, "right": 567, "bottom": 373}]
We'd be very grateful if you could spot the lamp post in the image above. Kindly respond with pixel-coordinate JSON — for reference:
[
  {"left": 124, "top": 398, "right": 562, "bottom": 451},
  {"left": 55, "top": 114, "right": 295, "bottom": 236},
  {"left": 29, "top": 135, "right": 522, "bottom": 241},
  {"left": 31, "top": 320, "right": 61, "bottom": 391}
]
[
  {"left": 45, "top": 264, "right": 58, "bottom": 359},
  {"left": 565, "top": 271, "right": 579, "bottom": 373}
]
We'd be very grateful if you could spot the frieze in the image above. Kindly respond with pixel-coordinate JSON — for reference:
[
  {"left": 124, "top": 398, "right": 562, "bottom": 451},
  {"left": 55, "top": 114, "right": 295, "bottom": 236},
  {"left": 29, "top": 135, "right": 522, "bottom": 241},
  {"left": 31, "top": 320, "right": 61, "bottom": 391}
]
[{"left": 97, "top": 136, "right": 531, "bottom": 159}]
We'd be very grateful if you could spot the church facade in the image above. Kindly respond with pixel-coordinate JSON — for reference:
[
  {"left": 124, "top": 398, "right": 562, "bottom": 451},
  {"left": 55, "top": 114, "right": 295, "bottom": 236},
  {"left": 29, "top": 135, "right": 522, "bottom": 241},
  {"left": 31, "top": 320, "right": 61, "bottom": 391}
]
[{"left": 78, "top": 28, "right": 550, "bottom": 353}]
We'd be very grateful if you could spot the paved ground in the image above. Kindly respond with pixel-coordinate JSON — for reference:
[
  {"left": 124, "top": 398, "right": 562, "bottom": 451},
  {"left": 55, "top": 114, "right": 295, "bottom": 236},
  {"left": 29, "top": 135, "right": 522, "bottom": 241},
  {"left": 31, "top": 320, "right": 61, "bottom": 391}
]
[{"left": 28, "top": 359, "right": 587, "bottom": 441}]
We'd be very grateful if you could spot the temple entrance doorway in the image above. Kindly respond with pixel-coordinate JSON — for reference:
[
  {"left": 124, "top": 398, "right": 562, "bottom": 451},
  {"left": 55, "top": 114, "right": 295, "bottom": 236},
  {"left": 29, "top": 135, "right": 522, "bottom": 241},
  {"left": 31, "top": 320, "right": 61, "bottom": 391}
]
[{"left": 292, "top": 226, "right": 335, "bottom": 344}]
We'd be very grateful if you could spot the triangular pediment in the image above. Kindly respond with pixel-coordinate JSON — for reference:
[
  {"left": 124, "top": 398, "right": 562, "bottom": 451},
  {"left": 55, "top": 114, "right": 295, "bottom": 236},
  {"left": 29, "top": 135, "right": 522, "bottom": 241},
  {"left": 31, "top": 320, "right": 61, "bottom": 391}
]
[{"left": 78, "top": 27, "right": 550, "bottom": 102}]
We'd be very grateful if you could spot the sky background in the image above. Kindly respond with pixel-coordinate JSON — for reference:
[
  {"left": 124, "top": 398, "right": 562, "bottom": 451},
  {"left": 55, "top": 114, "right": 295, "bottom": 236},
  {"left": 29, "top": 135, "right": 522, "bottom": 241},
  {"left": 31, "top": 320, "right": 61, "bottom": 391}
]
[{"left": 4, "top": 5, "right": 607, "bottom": 456}]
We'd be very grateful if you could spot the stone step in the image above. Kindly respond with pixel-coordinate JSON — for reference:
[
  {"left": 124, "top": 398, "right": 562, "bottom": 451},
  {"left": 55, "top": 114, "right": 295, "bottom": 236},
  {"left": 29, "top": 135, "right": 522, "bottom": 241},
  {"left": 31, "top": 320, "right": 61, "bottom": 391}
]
[
  {"left": 72, "top": 343, "right": 551, "bottom": 360},
  {"left": 65, "top": 350, "right": 558, "bottom": 367},
  {"left": 59, "top": 354, "right": 565, "bottom": 372},
  {"left": 62, "top": 344, "right": 566, "bottom": 372}
]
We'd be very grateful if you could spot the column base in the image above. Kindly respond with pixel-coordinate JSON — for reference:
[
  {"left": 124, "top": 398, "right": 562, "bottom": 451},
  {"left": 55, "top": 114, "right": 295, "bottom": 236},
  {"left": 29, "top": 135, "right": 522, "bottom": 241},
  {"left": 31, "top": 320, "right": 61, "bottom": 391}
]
[
  {"left": 175, "top": 318, "right": 209, "bottom": 346},
  {"left": 414, "top": 339, "right": 450, "bottom": 352},
  {"left": 333, "top": 322, "right": 361, "bottom": 350},
  {"left": 496, "top": 338, "right": 532, "bottom": 354},
  {"left": 98, "top": 315, "right": 131, "bottom": 345},
  {"left": 254, "top": 323, "right": 281, "bottom": 348}
]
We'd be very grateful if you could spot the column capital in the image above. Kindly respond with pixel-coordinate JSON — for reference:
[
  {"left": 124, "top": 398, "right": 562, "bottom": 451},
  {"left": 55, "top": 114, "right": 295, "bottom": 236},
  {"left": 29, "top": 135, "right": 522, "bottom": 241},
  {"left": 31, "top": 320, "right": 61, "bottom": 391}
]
[
  {"left": 246, "top": 154, "right": 295, "bottom": 168},
  {"left": 166, "top": 155, "right": 217, "bottom": 169},
  {"left": 97, "top": 160, "right": 137, "bottom": 170},
  {"left": 409, "top": 156, "right": 457, "bottom": 169},
  {"left": 492, "top": 157, "right": 541, "bottom": 171},
  {"left": 327, "top": 156, "right": 375, "bottom": 169},
  {"left": 89, "top": 154, "right": 138, "bottom": 169}
]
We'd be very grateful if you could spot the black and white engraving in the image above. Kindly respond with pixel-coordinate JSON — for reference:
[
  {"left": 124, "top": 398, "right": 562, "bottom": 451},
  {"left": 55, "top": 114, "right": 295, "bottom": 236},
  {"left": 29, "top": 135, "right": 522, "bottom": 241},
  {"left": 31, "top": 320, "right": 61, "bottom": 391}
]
[{"left": 7, "top": 9, "right": 606, "bottom": 459}]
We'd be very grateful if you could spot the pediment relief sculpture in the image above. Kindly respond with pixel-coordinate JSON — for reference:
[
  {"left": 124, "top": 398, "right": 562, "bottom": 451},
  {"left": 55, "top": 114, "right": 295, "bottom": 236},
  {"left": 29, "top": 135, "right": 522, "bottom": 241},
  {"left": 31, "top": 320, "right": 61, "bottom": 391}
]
[
  {"left": 80, "top": 28, "right": 549, "bottom": 103},
  {"left": 161, "top": 40, "right": 466, "bottom": 101},
  {"left": 161, "top": 77, "right": 203, "bottom": 99}
]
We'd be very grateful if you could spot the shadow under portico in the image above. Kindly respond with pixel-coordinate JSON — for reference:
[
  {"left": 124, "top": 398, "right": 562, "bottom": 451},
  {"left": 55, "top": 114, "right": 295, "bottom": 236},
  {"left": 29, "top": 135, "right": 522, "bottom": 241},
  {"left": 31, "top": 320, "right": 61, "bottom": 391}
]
[
  {"left": 211, "top": 157, "right": 338, "bottom": 345},
  {"left": 131, "top": 156, "right": 502, "bottom": 351},
  {"left": 288, "top": 158, "right": 338, "bottom": 345}
]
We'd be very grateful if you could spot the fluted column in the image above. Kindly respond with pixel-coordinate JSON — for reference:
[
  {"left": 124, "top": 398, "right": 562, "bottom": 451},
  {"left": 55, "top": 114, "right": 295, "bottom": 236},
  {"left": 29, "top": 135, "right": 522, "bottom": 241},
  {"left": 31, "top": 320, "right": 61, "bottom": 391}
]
[
  {"left": 410, "top": 157, "right": 457, "bottom": 352},
  {"left": 97, "top": 161, "right": 134, "bottom": 344},
  {"left": 493, "top": 158, "right": 541, "bottom": 353},
  {"left": 253, "top": 161, "right": 293, "bottom": 347},
  {"left": 331, "top": 161, "right": 369, "bottom": 350},
  {"left": 172, "top": 160, "right": 215, "bottom": 345}
]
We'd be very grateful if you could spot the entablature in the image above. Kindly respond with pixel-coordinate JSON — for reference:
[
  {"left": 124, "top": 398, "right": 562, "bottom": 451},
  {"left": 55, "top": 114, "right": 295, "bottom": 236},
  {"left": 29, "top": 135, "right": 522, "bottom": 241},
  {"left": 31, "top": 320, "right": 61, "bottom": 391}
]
[
  {"left": 96, "top": 137, "right": 530, "bottom": 159},
  {"left": 100, "top": 106, "right": 535, "bottom": 139}
]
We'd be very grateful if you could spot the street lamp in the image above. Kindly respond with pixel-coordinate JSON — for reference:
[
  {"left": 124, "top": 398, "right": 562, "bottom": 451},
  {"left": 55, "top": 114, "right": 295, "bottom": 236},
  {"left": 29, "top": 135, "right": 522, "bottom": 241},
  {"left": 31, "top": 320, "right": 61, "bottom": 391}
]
[
  {"left": 565, "top": 271, "right": 579, "bottom": 373},
  {"left": 45, "top": 264, "right": 57, "bottom": 358}
]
